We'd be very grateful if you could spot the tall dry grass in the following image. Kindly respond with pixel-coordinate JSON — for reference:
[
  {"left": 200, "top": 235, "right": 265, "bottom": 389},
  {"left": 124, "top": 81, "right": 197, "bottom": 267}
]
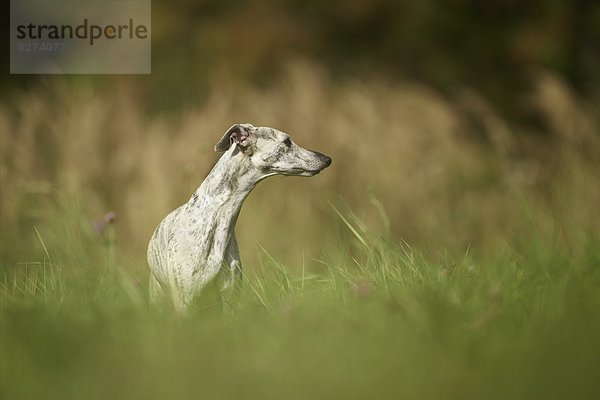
[{"left": 1, "top": 62, "right": 598, "bottom": 272}]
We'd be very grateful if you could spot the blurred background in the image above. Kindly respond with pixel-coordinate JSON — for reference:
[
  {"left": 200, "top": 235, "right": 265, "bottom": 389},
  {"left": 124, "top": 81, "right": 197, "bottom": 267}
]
[{"left": 1, "top": 0, "right": 599, "bottom": 274}]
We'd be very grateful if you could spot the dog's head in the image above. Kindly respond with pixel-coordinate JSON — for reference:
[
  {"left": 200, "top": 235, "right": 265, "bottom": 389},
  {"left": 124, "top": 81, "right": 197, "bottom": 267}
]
[{"left": 215, "top": 123, "right": 331, "bottom": 177}]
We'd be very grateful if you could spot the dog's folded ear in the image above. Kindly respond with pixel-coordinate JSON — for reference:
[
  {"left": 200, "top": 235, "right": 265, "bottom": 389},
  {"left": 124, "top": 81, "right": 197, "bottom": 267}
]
[
  {"left": 214, "top": 124, "right": 241, "bottom": 152},
  {"left": 214, "top": 123, "right": 254, "bottom": 152}
]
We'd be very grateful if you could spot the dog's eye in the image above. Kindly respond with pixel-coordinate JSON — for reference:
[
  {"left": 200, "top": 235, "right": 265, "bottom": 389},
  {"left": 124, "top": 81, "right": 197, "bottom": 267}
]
[{"left": 283, "top": 138, "right": 292, "bottom": 147}]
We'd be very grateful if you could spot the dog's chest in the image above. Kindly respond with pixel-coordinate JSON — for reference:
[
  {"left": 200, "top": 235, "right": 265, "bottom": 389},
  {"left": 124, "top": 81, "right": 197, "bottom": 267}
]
[{"left": 168, "top": 209, "right": 232, "bottom": 275}]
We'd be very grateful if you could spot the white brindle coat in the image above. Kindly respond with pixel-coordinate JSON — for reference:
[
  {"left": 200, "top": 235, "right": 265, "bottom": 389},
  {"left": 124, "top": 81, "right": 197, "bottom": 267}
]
[{"left": 147, "top": 123, "right": 331, "bottom": 311}]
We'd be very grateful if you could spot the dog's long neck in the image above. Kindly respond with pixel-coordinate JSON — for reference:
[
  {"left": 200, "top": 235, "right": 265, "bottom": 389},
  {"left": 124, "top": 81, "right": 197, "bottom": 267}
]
[{"left": 184, "top": 146, "right": 261, "bottom": 258}]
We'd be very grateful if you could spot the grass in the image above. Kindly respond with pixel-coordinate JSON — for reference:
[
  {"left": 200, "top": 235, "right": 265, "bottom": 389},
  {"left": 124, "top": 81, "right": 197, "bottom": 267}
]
[
  {"left": 1, "top": 65, "right": 599, "bottom": 399},
  {"left": 2, "top": 66, "right": 599, "bottom": 268},
  {"left": 1, "top": 203, "right": 599, "bottom": 400}
]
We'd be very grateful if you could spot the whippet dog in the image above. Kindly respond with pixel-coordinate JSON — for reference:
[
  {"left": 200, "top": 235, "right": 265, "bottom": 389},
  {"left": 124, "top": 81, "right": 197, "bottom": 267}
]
[{"left": 147, "top": 123, "right": 332, "bottom": 312}]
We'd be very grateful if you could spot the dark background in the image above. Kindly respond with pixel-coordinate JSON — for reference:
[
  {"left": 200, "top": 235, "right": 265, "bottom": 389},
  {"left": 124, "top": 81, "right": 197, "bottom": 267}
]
[{"left": 4, "top": 0, "right": 599, "bottom": 122}]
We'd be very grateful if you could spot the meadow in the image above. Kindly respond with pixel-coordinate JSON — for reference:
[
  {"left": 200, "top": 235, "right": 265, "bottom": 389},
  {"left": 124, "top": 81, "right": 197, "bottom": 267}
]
[{"left": 1, "top": 65, "right": 599, "bottom": 399}]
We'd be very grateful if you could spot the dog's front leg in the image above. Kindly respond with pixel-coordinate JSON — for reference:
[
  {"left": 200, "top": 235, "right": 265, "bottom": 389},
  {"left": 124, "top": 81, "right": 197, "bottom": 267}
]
[{"left": 219, "top": 234, "right": 243, "bottom": 313}]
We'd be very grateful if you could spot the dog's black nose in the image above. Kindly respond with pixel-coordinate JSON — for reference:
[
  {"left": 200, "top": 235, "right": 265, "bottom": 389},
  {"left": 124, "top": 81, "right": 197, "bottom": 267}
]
[{"left": 312, "top": 151, "right": 332, "bottom": 169}]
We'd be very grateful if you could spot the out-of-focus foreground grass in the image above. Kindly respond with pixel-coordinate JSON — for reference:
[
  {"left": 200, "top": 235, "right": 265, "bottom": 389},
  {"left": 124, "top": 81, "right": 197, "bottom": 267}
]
[
  {"left": 1, "top": 209, "right": 599, "bottom": 399},
  {"left": 1, "top": 65, "right": 599, "bottom": 399}
]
